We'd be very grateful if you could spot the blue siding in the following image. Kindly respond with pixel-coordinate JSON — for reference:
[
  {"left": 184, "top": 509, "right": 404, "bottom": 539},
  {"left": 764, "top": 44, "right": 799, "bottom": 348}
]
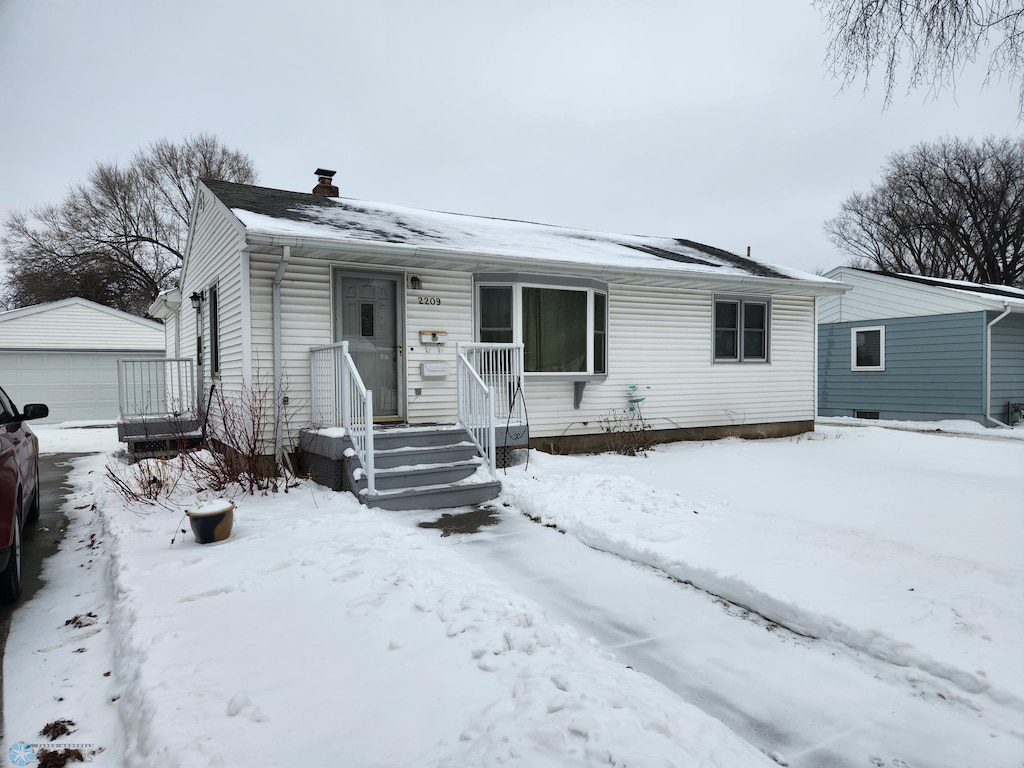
[
  {"left": 818, "top": 312, "right": 986, "bottom": 421},
  {"left": 990, "top": 311, "right": 1024, "bottom": 421}
]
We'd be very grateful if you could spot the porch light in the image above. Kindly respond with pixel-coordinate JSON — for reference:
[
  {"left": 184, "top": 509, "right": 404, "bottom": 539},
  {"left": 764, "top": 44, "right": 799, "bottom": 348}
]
[
  {"left": 190, "top": 291, "right": 203, "bottom": 311},
  {"left": 409, "top": 275, "right": 422, "bottom": 290}
]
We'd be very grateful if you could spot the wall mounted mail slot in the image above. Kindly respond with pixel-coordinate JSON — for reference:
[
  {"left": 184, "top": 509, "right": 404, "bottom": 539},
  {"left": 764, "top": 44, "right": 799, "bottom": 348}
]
[{"left": 420, "top": 362, "right": 450, "bottom": 378}]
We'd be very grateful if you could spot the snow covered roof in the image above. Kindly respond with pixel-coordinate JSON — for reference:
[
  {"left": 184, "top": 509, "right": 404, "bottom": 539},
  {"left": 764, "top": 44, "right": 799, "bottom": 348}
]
[
  {"left": 884, "top": 272, "right": 1024, "bottom": 304},
  {"left": 835, "top": 269, "right": 1024, "bottom": 311},
  {"left": 202, "top": 179, "right": 832, "bottom": 285}
]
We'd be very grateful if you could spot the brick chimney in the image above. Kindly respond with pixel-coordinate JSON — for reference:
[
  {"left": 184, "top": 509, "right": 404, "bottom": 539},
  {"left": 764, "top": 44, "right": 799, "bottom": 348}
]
[{"left": 312, "top": 168, "right": 339, "bottom": 197}]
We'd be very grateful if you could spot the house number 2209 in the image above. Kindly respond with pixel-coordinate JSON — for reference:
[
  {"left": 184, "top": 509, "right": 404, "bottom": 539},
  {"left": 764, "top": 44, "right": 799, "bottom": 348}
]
[{"left": 418, "top": 296, "right": 442, "bottom": 305}]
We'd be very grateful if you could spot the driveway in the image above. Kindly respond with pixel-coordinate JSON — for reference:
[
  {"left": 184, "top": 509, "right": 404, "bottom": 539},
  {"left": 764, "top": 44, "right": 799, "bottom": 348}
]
[
  {"left": 407, "top": 505, "right": 1017, "bottom": 768},
  {"left": 0, "top": 453, "right": 84, "bottom": 743}
]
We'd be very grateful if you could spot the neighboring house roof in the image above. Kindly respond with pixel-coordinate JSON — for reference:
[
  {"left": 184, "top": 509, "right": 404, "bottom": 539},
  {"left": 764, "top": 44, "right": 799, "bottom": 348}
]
[
  {"left": 200, "top": 179, "right": 839, "bottom": 290},
  {"left": 871, "top": 271, "right": 1024, "bottom": 304},
  {"left": 820, "top": 267, "right": 1024, "bottom": 324},
  {"left": 0, "top": 297, "right": 164, "bottom": 351}
]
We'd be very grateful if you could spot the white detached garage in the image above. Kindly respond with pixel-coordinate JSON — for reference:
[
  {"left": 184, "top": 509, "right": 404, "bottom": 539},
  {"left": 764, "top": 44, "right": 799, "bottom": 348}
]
[{"left": 0, "top": 297, "right": 164, "bottom": 423}]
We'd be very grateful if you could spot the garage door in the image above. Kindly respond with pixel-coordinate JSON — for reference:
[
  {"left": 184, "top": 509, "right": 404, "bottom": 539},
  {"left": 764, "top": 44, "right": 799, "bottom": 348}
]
[{"left": 0, "top": 350, "right": 163, "bottom": 423}]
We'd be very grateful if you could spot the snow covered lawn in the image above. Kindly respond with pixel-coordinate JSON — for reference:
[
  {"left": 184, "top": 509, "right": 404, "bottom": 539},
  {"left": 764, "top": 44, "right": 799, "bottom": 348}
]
[{"left": 4, "top": 421, "right": 1023, "bottom": 767}]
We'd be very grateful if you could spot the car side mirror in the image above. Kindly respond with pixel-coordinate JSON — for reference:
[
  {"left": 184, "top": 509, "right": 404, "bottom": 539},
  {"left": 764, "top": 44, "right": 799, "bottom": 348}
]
[{"left": 20, "top": 403, "right": 49, "bottom": 421}]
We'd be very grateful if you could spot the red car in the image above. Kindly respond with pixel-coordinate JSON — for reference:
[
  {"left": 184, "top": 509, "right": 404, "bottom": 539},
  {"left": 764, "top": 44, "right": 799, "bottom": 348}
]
[{"left": 0, "top": 385, "right": 48, "bottom": 602}]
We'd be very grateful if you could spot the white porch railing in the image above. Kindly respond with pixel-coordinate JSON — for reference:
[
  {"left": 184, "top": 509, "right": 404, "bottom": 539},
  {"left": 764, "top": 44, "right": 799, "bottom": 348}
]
[
  {"left": 117, "top": 358, "right": 196, "bottom": 418},
  {"left": 310, "top": 341, "right": 376, "bottom": 494},
  {"left": 456, "top": 343, "right": 524, "bottom": 478},
  {"left": 458, "top": 343, "right": 526, "bottom": 426},
  {"left": 456, "top": 351, "right": 497, "bottom": 479}
]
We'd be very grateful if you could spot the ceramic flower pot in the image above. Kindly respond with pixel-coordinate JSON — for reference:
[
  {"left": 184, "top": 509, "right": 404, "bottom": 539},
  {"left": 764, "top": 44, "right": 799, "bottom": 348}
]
[{"left": 186, "top": 500, "right": 234, "bottom": 544}]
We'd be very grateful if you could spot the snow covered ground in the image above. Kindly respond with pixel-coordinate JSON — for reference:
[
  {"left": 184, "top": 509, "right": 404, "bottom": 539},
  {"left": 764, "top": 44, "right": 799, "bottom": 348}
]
[{"left": 4, "top": 420, "right": 1023, "bottom": 767}]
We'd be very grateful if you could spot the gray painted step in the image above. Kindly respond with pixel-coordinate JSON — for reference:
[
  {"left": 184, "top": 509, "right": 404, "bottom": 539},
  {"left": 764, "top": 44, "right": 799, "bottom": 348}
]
[
  {"left": 372, "top": 427, "right": 471, "bottom": 450},
  {"left": 367, "top": 459, "right": 482, "bottom": 491},
  {"left": 372, "top": 441, "right": 478, "bottom": 469},
  {"left": 300, "top": 423, "right": 502, "bottom": 510},
  {"left": 364, "top": 480, "right": 502, "bottom": 511}
]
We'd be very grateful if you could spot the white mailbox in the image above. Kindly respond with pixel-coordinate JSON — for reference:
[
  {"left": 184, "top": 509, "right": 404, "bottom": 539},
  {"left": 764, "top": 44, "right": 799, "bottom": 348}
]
[
  {"left": 420, "top": 330, "right": 448, "bottom": 345},
  {"left": 420, "top": 362, "right": 450, "bottom": 378}
]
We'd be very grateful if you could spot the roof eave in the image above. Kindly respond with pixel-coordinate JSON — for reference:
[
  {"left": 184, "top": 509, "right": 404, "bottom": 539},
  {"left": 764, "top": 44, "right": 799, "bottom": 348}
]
[
  {"left": 244, "top": 231, "right": 848, "bottom": 297},
  {"left": 828, "top": 267, "right": 1024, "bottom": 309},
  {"left": 148, "top": 289, "right": 182, "bottom": 320}
]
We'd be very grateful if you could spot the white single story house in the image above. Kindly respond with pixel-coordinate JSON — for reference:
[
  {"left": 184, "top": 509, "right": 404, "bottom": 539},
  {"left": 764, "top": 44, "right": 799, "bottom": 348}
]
[
  {"left": 137, "top": 171, "right": 844, "bottom": 508},
  {"left": 0, "top": 297, "right": 165, "bottom": 423},
  {"left": 818, "top": 268, "right": 1024, "bottom": 425}
]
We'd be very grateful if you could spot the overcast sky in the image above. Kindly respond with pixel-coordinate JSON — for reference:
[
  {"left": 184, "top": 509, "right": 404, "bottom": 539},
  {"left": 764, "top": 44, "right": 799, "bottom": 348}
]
[{"left": 0, "top": 0, "right": 1019, "bottom": 276}]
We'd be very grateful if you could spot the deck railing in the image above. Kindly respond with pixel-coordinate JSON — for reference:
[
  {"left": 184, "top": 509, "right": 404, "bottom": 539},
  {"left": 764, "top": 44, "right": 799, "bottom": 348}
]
[
  {"left": 117, "top": 358, "right": 196, "bottom": 418},
  {"left": 310, "top": 342, "right": 375, "bottom": 493}
]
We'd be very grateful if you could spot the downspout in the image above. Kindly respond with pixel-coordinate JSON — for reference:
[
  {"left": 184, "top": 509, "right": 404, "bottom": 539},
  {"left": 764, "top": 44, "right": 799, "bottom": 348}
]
[
  {"left": 273, "top": 245, "right": 292, "bottom": 462},
  {"left": 812, "top": 296, "right": 819, "bottom": 427},
  {"left": 984, "top": 303, "right": 1012, "bottom": 427},
  {"left": 174, "top": 305, "right": 181, "bottom": 357}
]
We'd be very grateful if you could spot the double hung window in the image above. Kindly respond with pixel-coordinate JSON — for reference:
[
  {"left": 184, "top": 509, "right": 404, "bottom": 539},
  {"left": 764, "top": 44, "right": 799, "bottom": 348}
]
[{"left": 714, "top": 296, "right": 770, "bottom": 362}]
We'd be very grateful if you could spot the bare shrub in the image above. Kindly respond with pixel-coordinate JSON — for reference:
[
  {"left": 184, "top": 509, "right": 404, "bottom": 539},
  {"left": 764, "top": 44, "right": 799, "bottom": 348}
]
[
  {"left": 106, "top": 455, "right": 186, "bottom": 508},
  {"left": 181, "top": 374, "right": 294, "bottom": 495},
  {"left": 598, "top": 408, "right": 653, "bottom": 457}
]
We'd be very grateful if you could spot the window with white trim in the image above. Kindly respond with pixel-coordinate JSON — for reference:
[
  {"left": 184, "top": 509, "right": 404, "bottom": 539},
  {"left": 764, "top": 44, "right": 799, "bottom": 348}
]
[
  {"left": 713, "top": 296, "right": 769, "bottom": 362},
  {"left": 851, "top": 326, "right": 884, "bottom": 370},
  {"left": 476, "top": 279, "right": 608, "bottom": 376}
]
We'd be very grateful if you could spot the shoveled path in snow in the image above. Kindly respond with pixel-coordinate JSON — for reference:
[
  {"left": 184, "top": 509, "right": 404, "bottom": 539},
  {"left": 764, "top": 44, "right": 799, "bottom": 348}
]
[{"left": 401, "top": 507, "right": 1019, "bottom": 768}]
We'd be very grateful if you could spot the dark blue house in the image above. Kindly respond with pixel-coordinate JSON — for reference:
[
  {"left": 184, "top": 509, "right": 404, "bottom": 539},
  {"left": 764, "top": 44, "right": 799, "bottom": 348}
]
[{"left": 818, "top": 269, "right": 1024, "bottom": 426}]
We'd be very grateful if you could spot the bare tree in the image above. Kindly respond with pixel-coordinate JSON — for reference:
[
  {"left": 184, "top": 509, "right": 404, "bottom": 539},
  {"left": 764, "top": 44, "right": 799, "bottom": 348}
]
[
  {"left": 826, "top": 136, "right": 1024, "bottom": 286},
  {"left": 1, "top": 134, "right": 257, "bottom": 315},
  {"left": 813, "top": 0, "right": 1024, "bottom": 115}
]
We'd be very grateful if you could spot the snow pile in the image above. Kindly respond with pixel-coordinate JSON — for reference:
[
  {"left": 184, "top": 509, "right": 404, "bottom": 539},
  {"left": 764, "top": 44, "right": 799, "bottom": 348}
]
[{"left": 499, "top": 426, "right": 1024, "bottom": 711}]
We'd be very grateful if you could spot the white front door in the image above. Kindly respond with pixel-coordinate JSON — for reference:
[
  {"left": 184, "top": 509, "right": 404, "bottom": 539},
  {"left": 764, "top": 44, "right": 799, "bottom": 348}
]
[{"left": 334, "top": 272, "right": 404, "bottom": 420}]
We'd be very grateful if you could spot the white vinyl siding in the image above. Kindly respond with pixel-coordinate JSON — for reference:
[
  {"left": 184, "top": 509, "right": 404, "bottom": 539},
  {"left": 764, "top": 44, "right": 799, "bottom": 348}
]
[
  {"left": 523, "top": 288, "right": 815, "bottom": 438},
  {"left": 0, "top": 300, "right": 163, "bottom": 351},
  {"left": 406, "top": 269, "right": 473, "bottom": 423},
  {"left": 247, "top": 256, "right": 473, "bottom": 435},
  {"left": 239, "top": 251, "right": 817, "bottom": 445},
  {"left": 818, "top": 268, "right": 1015, "bottom": 323},
  {"left": 248, "top": 254, "right": 334, "bottom": 420},
  {"left": 177, "top": 186, "right": 249, "bottom": 432}
]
